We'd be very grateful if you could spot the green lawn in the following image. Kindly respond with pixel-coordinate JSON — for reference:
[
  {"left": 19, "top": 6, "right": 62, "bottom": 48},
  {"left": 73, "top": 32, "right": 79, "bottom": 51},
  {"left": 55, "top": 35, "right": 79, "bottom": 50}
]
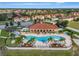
[
  {"left": 0, "top": 29, "right": 10, "bottom": 47},
  {"left": 0, "top": 38, "right": 5, "bottom": 47},
  {"left": 0, "top": 20, "right": 13, "bottom": 25},
  {"left": 4, "top": 49, "right": 73, "bottom": 56},
  {"left": 0, "top": 21, "right": 8, "bottom": 25},
  {"left": 68, "top": 21, "right": 79, "bottom": 30}
]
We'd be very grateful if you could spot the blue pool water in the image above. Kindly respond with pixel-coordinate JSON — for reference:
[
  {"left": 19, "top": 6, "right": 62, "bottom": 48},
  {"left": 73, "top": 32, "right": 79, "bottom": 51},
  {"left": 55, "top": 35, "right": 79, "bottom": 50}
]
[{"left": 24, "top": 35, "right": 65, "bottom": 42}]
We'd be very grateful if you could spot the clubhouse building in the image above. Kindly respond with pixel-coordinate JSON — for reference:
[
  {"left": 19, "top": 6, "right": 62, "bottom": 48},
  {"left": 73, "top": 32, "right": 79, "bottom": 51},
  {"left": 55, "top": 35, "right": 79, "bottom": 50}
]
[{"left": 29, "top": 22, "right": 58, "bottom": 33}]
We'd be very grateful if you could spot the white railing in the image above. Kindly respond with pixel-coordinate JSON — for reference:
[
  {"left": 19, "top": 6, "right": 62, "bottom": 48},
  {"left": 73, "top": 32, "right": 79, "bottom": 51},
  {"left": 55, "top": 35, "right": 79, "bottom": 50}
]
[{"left": 5, "top": 46, "right": 72, "bottom": 50}]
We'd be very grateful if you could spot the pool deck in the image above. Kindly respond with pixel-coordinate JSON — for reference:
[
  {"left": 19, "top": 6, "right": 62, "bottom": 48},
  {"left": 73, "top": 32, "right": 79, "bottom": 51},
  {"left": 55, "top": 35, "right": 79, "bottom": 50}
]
[
  {"left": 21, "top": 33, "right": 72, "bottom": 48},
  {"left": 6, "top": 33, "right": 72, "bottom": 50}
]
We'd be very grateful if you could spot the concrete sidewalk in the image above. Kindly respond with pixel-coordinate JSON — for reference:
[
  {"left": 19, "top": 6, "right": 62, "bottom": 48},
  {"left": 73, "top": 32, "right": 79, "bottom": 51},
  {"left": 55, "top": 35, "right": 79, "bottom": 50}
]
[
  {"left": 73, "top": 39, "right": 79, "bottom": 46},
  {"left": 66, "top": 27, "right": 79, "bottom": 32}
]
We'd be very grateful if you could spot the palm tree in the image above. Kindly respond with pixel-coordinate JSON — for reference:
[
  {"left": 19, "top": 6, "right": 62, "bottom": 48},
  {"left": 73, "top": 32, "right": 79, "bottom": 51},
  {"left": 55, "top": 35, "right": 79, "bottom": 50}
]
[
  {"left": 10, "top": 33, "right": 15, "bottom": 40},
  {"left": 5, "top": 22, "right": 9, "bottom": 28},
  {"left": 31, "top": 38, "right": 36, "bottom": 42},
  {"left": 17, "top": 21, "right": 21, "bottom": 27},
  {"left": 67, "top": 30, "right": 75, "bottom": 39},
  {"left": 48, "top": 37, "right": 52, "bottom": 42},
  {"left": 60, "top": 38, "right": 65, "bottom": 41},
  {"left": 15, "top": 35, "right": 24, "bottom": 44},
  {"left": 27, "top": 38, "right": 36, "bottom": 44},
  {"left": 10, "top": 21, "right": 14, "bottom": 26},
  {"left": 58, "top": 30, "right": 63, "bottom": 34}
]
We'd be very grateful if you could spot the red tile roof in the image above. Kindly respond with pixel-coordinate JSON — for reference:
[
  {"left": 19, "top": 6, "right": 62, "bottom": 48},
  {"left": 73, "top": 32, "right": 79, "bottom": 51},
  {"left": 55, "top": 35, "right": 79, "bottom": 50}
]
[{"left": 29, "top": 23, "right": 58, "bottom": 30}]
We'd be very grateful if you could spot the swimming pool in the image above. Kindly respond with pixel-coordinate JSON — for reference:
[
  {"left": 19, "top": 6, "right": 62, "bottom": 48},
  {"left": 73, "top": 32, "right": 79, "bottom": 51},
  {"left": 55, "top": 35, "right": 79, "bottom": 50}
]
[{"left": 24, "top": 35, "right": 65, "bottom": 42}]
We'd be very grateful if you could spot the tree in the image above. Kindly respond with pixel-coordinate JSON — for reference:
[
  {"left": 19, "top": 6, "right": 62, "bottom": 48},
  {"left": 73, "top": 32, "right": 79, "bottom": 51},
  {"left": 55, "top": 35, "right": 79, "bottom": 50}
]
[
  {"left": 58, "top": 30, "right": 63, "bottom": 33},
  {"left": 5, "top": 22, "right": 9, "bottom": 27},
  {"left": 10, "top": 33, "right": 15, "bottom": 40},
  {"left": 15, "top": 37, "right": 22, "bottom": 44},
  {"left": 56, "top": 20, "right": 62, "bottom": 27},
  {"left": 0, "top": 13, "right": 8, "bottom": 21},
  {"left": 20, "top": 12, "right": 26, "bottom": 16},
  {"left": 74, "top": 18, "right": 79, "bottom": 21},
  {"left": 15, "top": 35, "right": 24, "bottom": 44},
  {"left": 60, "top": 38, "right": 65, "bottom": 41},
  {"left": 61, "top": 20, "right": 69, "bottom": 28},
  {"left": 10, "top": 21, "right": 14, "bottom": 26},
  {"left": 27, "top": 38, "right": 36, "bottom": 44},
  {"left": 56, "top": 20, "right": 69, "bottom": 28},
  {"left": 17, "top": 21, "right": 21, "bottom": 27},
  {"left": 66, "top": 29, "right": 75, "bottom": 39},
  {"left": 69, "top": 31, "right": 74, "bottom": 39},
  {"left": 33, "top": 19, "right": 38, "bottom": 24},
  {"left": 48, "top": 37, "right": 52, "bottom": 42}
]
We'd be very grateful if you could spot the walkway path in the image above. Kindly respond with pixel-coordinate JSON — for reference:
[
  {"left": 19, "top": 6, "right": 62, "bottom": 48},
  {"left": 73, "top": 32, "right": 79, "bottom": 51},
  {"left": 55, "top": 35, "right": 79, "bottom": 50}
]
[
  {"left": 73, "top": 39, "right": 79, "bottom": 46},
  {"left": 66, "top": 27, "right": 79, "bottom": 32}
]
